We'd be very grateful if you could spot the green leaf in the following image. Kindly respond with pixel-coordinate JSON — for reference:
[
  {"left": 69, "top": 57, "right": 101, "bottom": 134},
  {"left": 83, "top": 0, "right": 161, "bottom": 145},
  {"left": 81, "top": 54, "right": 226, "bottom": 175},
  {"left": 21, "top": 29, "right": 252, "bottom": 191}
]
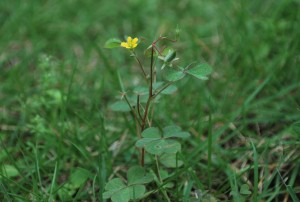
[
  {"left": 111, "top": 187, "right": 131, "bottom": 202},
  {"left": 133, "top": 86, "right": 148, "bottom": 95},
  {"left": 141, "top": 127, "right": 160, "bottom": 138},
  {"left": 159, "top": 153, "right": 183, "bottom": 168},
  {"left": 144, "top": 140, "right": 168, "bottom": 155},
  {"left": 153, "top": 82, "right": 164, "bottom": 90},
  {"left": 58, "top": 168, "right": 91, "bottom": 200},
  {"left": 128, "top": 185, "right": 146, "bottom": 200},
  {"left": 202, "top": 196, "right": 218, "bottom": 202},
  {"left": 144, "top": 139, "right": 181, "bottom": 155},
  {"left": 127, "top": 166, "right": 153, "bottom": 184},
  {"left": 105, "top": 178, "right": 126, "bottom": 191},
  {"left": 153, "top": 82, "right": 177, "bottom": 95},
  {"left": 163, "top": 125, "right": 190, "bottom": 138},
  {"left": 103, "top": 166, "right": 152, "bottom": 202},
  {"left": 159, "top": 169, "right": 169, "bottom": 180},
  {"left": 161, "top": 85, "right": 177, "bottom": 94},
  {"left": 164, "top": 69, "right": 185, "bottom": 82},
  {"left": 133, "top": 86, "right": 148, "bottom": 103},
  {"left": 240, "top": 184, "right": 252, "bottom": 195},
  {"left": 136, "top": 138, "right": 159, "bottom": 148},
  {"left": 163, "top": 140, "right": 181, "bottom": 153},
  {"left": 1, "top": 164, "right": 19, "bottom": 178},
  {"left": 104, "top": 38, "right": 121, "bottom": 48},
  {"left": 186, "top": 63, "right": 212, "bottom": 80},
  {"left": 163, "top": 125, "right": 181, "bottom": 135},
  {"left": 164, "top": 50, "right": 176, "bottom": 62},
  {"left": 103, "top": 178, "right": 127, "bottom": 199},
  {"left": 69, "top": 168, "right": 91, "bottom": 187},
  {"left": 109, "top": 100, "right": 131, "bottom": 112},
  {"left": 136, "top": 126, "right": 187, "bottom": 155}
]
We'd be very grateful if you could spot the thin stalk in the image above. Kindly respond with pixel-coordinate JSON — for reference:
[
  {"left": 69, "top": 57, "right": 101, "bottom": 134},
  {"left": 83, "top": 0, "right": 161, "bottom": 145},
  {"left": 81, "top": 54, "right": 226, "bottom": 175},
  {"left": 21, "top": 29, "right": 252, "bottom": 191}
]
[
  {"left": 208, "top": 113, "right": 212, "bottom": 190},
  {"left": 123, "top": 94, "right": 141, "bottom": 127},
  {"left": 153, "top": 36, "right": 177, "bottom": 44},
  {"left": 155, "top": 155, "right": 171, "bottom": 202},
  {"left": 153, "top": 81, "right": 175, "bottom": 99},
  {"left": 149, "top": 46, "right": 154, "bottom": 97},
  {"left": 49, "top": 161, "right": 58, "bottom": 202},
  {"left": 140, "top": 96, "right": 152, "bottom": 167},
  {"left": 136, "top": 95, "right": 143, "bottom": 120},
  {"left": 139, "top": 45, "right": 155, "bottom": 166},
  {"left": 141, "top": 97, "right": 153, "bottom": 129},
  {"left": 132, "top": 51, "right": 147, "bottom": 81},
  {"left": 155, "top": 156, "right": 163, "bottom": 183}
]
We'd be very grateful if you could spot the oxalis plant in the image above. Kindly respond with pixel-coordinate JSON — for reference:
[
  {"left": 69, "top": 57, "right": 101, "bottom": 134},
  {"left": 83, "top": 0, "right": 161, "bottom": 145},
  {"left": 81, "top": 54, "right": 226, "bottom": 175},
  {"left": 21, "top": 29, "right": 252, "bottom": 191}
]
[{"left": 103, "top": 31, "right": 212, "bottom": 202}]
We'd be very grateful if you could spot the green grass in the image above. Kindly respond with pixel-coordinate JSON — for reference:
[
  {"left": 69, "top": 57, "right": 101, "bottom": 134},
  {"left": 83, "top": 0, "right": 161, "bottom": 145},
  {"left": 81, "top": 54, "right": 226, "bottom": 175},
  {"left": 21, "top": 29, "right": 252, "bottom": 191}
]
[{"left": 1, "top": 0, "right": 300, "bottom": 201}]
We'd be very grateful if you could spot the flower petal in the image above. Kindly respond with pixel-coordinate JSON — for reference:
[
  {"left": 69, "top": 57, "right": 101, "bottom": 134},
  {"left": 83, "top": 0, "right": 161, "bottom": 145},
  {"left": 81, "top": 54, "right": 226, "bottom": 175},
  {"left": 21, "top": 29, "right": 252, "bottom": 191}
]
[
  {"left": 127, "top": 36, "right": 132, "bottom": 43},
  {"left": 121, "top": 42, "right": 130, "bottom": 48},
  {"left": 132, "top": 38, "right": 138, "bottom": 44}
]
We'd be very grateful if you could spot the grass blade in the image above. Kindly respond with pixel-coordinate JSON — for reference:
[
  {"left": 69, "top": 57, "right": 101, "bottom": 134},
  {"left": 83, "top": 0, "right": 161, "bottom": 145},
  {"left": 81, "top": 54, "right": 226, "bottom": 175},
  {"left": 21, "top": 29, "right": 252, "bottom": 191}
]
[{"left": 250, "top": 140, "right": 258, "bottom": 202}]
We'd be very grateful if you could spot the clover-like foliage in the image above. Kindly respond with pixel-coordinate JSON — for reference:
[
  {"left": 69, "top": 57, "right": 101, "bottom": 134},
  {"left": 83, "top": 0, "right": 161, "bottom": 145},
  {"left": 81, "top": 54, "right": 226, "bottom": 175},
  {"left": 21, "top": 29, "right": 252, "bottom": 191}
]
[
  {"left": 135, "top": 126, "right": 190, "bottom": 156},
  {"left": 103, "top": 166, "right": 153, "bottom": 202}
]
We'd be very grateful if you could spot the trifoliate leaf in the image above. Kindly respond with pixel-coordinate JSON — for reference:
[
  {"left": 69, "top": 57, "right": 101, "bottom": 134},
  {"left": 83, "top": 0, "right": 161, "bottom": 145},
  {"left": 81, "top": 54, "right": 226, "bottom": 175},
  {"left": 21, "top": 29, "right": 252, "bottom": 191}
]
[
  {"left": 136, "top": 126, "right": 189, "bottom": 155},
  {"left": 186, "top": 63, "right": 212, "bottom": 80},
  {"left": 103, "top": 166, "right": 152, "bottom": 202},
  {"left": 104, "top": 38, "right": 122, "bottom": 48}
]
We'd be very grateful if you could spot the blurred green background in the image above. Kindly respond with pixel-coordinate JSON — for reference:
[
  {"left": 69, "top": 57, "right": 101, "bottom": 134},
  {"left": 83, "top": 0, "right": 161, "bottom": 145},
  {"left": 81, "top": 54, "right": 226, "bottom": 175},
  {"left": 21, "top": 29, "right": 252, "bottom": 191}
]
[{"left": 1, "top": 0, "right": 299, "bottom": 201}]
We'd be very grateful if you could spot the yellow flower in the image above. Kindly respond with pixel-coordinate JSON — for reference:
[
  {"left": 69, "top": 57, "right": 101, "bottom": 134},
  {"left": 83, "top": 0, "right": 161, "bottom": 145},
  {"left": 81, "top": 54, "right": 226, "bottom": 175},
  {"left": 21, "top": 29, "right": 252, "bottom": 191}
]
[{"left": 121, "top": 36, "right": 138, "bottom": 49}]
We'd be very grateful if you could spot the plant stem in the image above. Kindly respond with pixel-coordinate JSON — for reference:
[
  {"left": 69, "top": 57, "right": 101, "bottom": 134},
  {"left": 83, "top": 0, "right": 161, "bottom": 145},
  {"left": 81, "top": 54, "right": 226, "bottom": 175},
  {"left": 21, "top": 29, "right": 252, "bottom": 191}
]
[
  {"left": 149, "top": 46, "right": 154, "bottom": 97},
  {"left": 153, "top": 81, "right": 175, "bottom": 99},
  {"left": 123, "top": 94, "right": 141, "bottom": 127},
  {"left": 155, "top": 156, "right": 163, "bottom": 183},
  {"left": 136, "top": 95, "right": 143, "bottom": 120},
  {"left": 140, "top": 96, "right": 152, "bottom": 167},
  {"left": 155, "top": 155, "right": 171, "bottom": 202},
  {"left": 132, "top": 51, "right": 147, "bottom": 81},
  {"left": 139, "top": 45, "right": 155, "bottom": 167}
]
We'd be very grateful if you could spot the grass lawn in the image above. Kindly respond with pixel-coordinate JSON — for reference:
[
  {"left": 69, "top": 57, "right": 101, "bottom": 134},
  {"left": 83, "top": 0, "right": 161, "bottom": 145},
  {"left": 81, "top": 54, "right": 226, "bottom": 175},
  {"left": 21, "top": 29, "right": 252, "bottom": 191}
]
[{"left": 1, "top": 0, "right": 300, "bottom": 201}]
